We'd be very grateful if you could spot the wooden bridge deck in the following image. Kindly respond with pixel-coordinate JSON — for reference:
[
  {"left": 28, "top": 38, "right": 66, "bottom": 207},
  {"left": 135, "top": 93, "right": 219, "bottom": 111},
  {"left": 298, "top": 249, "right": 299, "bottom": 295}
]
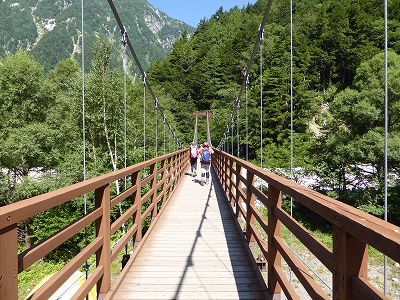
[{"left": 112, "top": 166, "right": 268, "bottom": 299}]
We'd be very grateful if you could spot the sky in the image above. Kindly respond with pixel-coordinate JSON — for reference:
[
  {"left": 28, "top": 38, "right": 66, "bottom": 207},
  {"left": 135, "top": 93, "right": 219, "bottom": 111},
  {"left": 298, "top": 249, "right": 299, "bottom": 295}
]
[{"left": 147, "top": 0, "right": 257, "bottom": 27}]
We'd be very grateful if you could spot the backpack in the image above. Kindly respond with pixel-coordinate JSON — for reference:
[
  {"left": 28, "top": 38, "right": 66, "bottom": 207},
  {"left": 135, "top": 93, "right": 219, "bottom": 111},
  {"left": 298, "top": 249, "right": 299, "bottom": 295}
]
[
  {"left": 190, "top": 145, "right": 198, "bottom": 158},
  {"left": 201, "top": 149, "right": 210, "bottom": 162}
]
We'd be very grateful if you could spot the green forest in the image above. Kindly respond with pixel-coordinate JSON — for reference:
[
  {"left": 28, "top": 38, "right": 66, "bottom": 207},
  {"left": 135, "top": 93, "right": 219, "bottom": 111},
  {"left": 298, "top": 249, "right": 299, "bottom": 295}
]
[
  {"left": 1, "top": 0, "right": 400, "bottom": 288},
  {"left": 0, "top": 0, "right": 193, "bottom": 72},
  {"left": 146, "top": 0, "right": 400, "bottom": 225}
]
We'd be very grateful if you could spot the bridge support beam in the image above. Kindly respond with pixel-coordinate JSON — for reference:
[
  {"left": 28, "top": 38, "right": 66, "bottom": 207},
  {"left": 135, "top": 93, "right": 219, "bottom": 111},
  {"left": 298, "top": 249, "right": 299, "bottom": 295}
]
[
  {"left": 268, "top": 184, "right": 282, "bottom": 299},
  {"left": 245, "top": 171, "right": 255, "bottom": 253},
  {"left": 132, "top": 170, "right": 142, "bottom": 247},
  {"left": 0, "top": 224, "right": 18, "bottom": 300},
  {"left": 95, "top": 183, "right": 111, "bottom": 297},
  {"left": 333, "top": 225, "right": 368, "bottom": 300},
  {"left": 150, "top": 162, "right": 158, "bottom": 221}
]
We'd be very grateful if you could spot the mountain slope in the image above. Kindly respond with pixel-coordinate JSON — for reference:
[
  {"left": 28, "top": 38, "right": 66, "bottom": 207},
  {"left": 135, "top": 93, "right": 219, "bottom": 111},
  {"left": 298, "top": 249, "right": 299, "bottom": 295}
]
[{"left": 0, "top": 0, "right": 194, "bottom": 71}]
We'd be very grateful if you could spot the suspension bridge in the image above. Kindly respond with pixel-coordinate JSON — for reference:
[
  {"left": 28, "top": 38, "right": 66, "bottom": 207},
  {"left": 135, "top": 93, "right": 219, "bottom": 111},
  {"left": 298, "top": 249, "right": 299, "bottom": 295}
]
[
  {"left": 1, "top": 148, "right": 400, "bottom": 299},
  {"left": 1, "top": 0, "right": 400, "bottom": 299}
]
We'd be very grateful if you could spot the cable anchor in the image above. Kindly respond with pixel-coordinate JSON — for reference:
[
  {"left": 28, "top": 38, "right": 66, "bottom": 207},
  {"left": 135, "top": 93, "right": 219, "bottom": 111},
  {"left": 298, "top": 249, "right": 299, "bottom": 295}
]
[
  {"left": 258, "top": 25, "right": 264, "bottom": 41},
  {"left": 142, "top": 72, "right": 147, "bottom": 85},
  {"left": 245, "top": 73, "right": 250, "bottom": 85},
  {"left": 120, "top": 27, "right": 128, "bottom": 46}
]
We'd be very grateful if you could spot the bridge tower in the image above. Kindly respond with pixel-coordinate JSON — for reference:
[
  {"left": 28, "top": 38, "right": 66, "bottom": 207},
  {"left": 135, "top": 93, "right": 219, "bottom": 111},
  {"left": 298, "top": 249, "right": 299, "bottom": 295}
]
[{"left": 193, "top": 111, "right": 212, "bottom": 146}]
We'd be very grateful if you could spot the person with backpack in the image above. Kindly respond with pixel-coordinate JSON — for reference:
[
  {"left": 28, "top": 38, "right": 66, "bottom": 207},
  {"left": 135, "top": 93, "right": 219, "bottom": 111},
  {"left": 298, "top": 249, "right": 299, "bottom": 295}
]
[
  {"left": 189, "top": 142, "right": 198, "bottom": 177},
  {"left": 198, "top": 141, "right": 213, "bottom": 186}
]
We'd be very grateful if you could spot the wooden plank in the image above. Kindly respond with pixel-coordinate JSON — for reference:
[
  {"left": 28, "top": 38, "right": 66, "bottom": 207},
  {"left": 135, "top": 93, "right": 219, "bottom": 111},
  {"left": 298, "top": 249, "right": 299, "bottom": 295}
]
[
  {"left": 113, "top": 290, "right": 266, "bottom": 300},
  {"left": 274, "top": 206, "right": 333, "bottom": 272},
  {"left": 124, "top": 270, "right": 261, "bottom": 281},
  {"left": 0, "top": 224, "right": 18, "bottom": 300},
  {"left": 116, "top": 283, "right": 264, "bottom": 292},
  {"left": 122, "top": 270, "right": 262, "bottom": 279},
  {"left": 113, "top": 167, "right": 268, "bottom": 299},
  {"left": 351, "top": 277, "right": 388, "bottom": 300}
]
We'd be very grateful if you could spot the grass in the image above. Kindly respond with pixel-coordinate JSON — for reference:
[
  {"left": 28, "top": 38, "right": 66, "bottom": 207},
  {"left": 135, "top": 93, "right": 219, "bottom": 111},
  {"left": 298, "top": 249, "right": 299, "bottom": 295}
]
[
  {"left": 18, "top": 236, "right": 135, "bottom": 300},
  {"left": 19, "top": 260, "right": 64, "bottom": 300}
]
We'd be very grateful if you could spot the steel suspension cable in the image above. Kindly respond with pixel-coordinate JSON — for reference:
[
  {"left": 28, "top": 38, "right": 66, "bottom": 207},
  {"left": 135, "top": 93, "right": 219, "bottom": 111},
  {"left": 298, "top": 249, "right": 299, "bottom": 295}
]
[
  {"left": 245, "top": 75, "right": 249, "bottom": 161},
  {"left": 107, "top": 0, "right": 182, "bottom": 152},
  {"left": 81, "top": 0, "right": 90, "bottom": 291},
  {"left": 163, "top": 115, "right": 166, "bottom": 155},
  {"left": 237, "top": 102, "right": 240, "bottom": 157},
  {"left": 384, "top": 0, "right": 388, "bottom": 294},
  {"left": 216, "top": 0, "right": 274, "bottom": 150},
  {"left": 120, "top": 39, "right": 128, "bottom": 256},
  {"left": 155, "top": 101, "right": 158, "bottom": 157},
  {"left": 289, "top": 0, "right": 294, "bottom": 283},
  {"left": 224, "top": 137, "right": 227, "bottom": 153},
  {"left": 290, "top": 0, "right": 294, "bottom": 189},
  {"left": 168, "top": 127, "right": 170, "bottom": 153},
  {"left": 123, "top": 45, "right": 127, "bottom": 184},
  {"left": 260, "top": 27, "right": 264, "bottom": 169},
  {"left": 81, "top": 0, "right": 86, "bottom": 206},
  {"left": 143, "top": 77, "right": 146, "bottom": 161},
  {"left": 231, "top": 121, "right": 234, "bottom": 154}
]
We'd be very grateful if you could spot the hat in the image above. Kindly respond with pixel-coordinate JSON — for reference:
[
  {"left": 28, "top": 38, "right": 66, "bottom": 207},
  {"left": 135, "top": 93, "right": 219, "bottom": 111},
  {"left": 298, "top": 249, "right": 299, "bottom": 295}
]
[{"left": 203, "top": 142, "right": 209, "bottom": 147}]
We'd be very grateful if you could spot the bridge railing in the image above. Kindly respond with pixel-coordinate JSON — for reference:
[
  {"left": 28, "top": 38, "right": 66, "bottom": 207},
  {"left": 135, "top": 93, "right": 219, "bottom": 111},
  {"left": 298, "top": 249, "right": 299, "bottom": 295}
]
[
  {"left": 212, "top": 149, "right": 400, "bottom": 300},
  {"left": 0, "top": 149, "right": 189, "bottom": 300}
]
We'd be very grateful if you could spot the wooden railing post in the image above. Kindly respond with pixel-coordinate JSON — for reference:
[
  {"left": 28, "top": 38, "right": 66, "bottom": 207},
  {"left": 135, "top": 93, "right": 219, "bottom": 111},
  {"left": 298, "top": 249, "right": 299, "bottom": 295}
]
[
  {"left": 333, "top": 225, "right": 368, "bottom": 299},
  {"left": 220, "top": 154, "right": 224, "bottom": 178},
  {"left": 235, "top": 163, "right": 242, "bottom": 218},
  {"left": 268, "top": 184, "right": 282, "bottom": 299},
  {"left": 246, "top": 171, "right": 255, "bottom": 254},
  {"left": 150, "top": 163, "right": 158, "bottom": 219},
  {"left": 160, "top": 159, "right": 167, "bottom": 204},
  {"left": 0, "top": 224, "right": 18, "bottom": 300},
  {"left": 223, "top": 156, "right": 230, "bottom": 193},
  {"left": 170, "top": 154, "right": 176, "bottom": 192},
  {"left": 132, "top": 171, "right": 142, "bottom": 245},
  {"left": 219, "top": 153, "right": 225, "bottom": 189},
  {"left": 176, "top": 152, "right": 182, "bottom": 181},
  {"left": 229, "top": 159, "right": 235, "bottom": 204},
  {"left": 95, "top": 183, "right": 111, "bottom": 296},
  {"left": 165, "top": 157, "right": 171, "bottom": 195},
  {"left": 213, "top": 151, "right": 219, "bottom": 176}
]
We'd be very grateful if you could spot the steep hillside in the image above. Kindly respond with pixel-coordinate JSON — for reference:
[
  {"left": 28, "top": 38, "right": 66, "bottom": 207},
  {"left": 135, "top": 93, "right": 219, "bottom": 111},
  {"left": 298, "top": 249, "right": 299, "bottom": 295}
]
[{"left": 0, "top": 0, "right": 194, "bottom": 71}]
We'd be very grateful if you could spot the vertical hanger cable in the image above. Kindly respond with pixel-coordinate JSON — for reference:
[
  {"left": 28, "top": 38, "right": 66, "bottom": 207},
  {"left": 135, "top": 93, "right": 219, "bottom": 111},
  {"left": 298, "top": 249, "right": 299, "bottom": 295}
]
[
  {"left": 259, "top": 27, "right": 264, "bottom": 169},
  {"left": 245, "top": 75, "right": 249, "bottom": 161},
  {"left": 289, "top": 0, "right": 294, "bottom": 283},
  {"left": 383, "top": 0, "right": 388, "bottom": 294},
  {"left": 143, "top": 76, "right": 146, "bottom": 161}
]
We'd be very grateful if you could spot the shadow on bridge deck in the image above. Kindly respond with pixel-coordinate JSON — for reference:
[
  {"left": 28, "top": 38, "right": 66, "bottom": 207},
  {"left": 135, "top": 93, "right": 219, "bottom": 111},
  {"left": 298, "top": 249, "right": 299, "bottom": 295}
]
[{"left": 111, "top": 166, "right": 269, "bottom": 299}]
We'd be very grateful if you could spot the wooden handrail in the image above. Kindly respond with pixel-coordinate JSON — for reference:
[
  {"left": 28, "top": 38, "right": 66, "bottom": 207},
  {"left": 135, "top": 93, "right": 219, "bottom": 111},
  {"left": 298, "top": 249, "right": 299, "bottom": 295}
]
[
  {"left": 2, "top": 147, "right": 399, "bottom": 299},
  {"left": 0, "top": 149, "right": 189, "bottom": 300},
  {"left": 212, "top": 149, "right": 400, "bottom": 299}
]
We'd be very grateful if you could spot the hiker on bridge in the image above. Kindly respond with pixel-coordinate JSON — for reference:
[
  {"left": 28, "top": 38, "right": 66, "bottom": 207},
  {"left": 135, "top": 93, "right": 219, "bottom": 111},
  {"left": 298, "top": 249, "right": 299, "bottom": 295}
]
[
  {"left": 189, "top": 142, "right": 198, "bottom": 177},
  {"left": 198, "top": 141, "right": 213, "bottom": 186}
]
